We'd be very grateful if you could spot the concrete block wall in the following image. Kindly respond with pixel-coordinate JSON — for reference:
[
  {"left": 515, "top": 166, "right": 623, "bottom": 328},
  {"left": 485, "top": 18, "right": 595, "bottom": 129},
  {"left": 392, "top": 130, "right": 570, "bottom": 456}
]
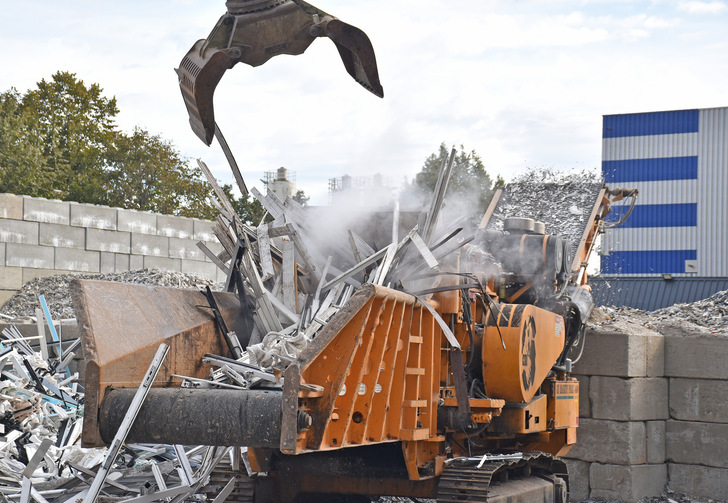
[
  {"left": 567, "top": 322, "right": 728, "bottom": 501},
  {"left": 0, "top": 194, "right": 225, "bottom": 305}
]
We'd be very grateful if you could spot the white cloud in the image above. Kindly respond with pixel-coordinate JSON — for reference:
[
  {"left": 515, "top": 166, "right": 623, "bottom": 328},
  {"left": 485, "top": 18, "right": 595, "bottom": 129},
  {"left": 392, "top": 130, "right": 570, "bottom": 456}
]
[
  {"left": 678, "top": 1, "right": 728, "bottom": 13},
  {"left": 2, "top": 0, "right": 728, "bottom": 206}
]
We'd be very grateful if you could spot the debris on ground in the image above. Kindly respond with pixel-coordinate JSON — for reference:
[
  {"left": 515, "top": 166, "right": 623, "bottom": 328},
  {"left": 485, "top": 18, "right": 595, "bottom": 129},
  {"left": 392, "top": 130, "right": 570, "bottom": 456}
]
[
  {"left": 590, "top": 289, "right": 728, "bottom": 334},
  {"left": 0, "top": 270, "right": 220, "bottom": 321}
]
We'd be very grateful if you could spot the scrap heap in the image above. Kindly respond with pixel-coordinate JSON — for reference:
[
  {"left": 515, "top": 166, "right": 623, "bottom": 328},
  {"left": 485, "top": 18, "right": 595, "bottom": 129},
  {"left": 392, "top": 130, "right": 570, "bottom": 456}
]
[
  {"left": 187, "top": 152, "right": 473, "bottom": 375},
  {"left": 0, "top": 149, "right": 477, "bottom": 502}
]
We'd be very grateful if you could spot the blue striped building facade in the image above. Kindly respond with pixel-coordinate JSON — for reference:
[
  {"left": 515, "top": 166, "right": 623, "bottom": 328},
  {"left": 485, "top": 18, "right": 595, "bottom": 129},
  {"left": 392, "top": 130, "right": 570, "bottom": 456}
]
[{"left": 600, "top": 107, "right": 728, "bottom": 279}]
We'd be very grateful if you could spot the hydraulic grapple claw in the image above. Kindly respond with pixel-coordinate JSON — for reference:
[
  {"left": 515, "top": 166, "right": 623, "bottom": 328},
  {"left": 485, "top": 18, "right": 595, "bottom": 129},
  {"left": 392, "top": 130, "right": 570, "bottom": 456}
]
[{"left": 177, "top": 0, "right": 384, "bottom": 145}]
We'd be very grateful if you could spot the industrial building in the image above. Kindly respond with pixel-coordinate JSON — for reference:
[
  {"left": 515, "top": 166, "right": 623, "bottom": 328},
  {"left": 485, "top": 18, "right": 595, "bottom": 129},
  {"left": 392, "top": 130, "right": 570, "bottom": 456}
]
[{"left": 591, "top": 106, "right": 728, "bottom": 310}]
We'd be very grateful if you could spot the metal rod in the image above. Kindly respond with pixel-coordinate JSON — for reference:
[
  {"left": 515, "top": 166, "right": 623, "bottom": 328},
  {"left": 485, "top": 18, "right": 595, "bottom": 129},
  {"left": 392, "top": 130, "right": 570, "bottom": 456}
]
[{"left": 82, "top": 343, "right": 169, "bottom": 503}]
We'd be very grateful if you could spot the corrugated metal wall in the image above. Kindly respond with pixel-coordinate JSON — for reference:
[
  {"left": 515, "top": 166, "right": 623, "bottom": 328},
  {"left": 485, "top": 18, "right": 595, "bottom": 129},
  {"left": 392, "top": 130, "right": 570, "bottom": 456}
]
[{"left": 601, "top": 107, "right": 728, "bottom": 278}]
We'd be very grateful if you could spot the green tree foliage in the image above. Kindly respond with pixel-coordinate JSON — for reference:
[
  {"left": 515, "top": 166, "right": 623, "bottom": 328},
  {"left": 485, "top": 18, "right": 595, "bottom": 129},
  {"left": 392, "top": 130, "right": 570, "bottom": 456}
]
[
  {"left": 19, "top": 71, "right": 120, "bottom": 203},
  {"left": 292, "top": 189, "right": 310, "bottom": 207},
  {"left": 410, "top": 142, "right": 504, "bottom": 219},
  {"left": 105, "top": 128, "right": 214, "bottom": 218},
  {"left": 0, "top": 71, "right": 222, "bottom": 219},
  {"left": 0, "top": 89, "right": 48, "bottom": 196},
  {"left": 225, "top": 185, "right": 268, "bottom": 226}
]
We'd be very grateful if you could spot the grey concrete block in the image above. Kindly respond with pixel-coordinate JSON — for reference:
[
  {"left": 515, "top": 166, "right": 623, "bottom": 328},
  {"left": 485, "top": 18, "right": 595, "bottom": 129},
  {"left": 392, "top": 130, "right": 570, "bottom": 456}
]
[
  {"left": 0, "top": 243, "right": 5, "bottom": 266},
  {"left": 669, "top": 378, "right": 728, "bottom": 423},
  {"left": 577, "top": 375, "right": 590, "bottom": 418},
  {"left": 201, "top": 240, "right": 224, "bottom": 262},
  {"left": 39, "top": 223, "right": 85, "bottom": 248},
  {"left": 0, "top": 219, "right": 39, "bottom": 245},
  {"left": 668, "top": 463, "right": 728, "bottom": 501},
  {"left": 576, "top": 327, "right": 664, "bottom": 378},
  {"left": 23, "top": 197, "right": 70, "bottom": 224},
  {"left": 6, "top": 243, "right": 54, "bottom": 269},
  {"left": 180, "top": 259, "right": 217, "bottom": 280},
  {"left": 216, "top": 266, "right": 229, "bottom": 283},
  {"left": 118, "top": 209, "right": 157, "bottom": 234},
  {"left": 563, "top": 458, "right": 589, "bottom": 501},
  {"left": 132, "top": 233, "right": 169, "bottom": 257},
  {"left": 70, "top": 202, "right": 117, "bottom": 230},
  {"left": 169, "top": 237, "right": 206, "bottom": 260},
  {"left": 193, "top": 218, "right": 216, "bottom": 241},
  {"left": 100, "top": 252, "right": 115, "bottom": 273},
  {"left": 143, "top": 255, "right": 181, "bottom": 272},
  {"left": 0, "top": 289, "right": 14, "bottom": 307},
  {"left": 129, "top": 255, "right": 144, "bottom": 270},
  {"left": 22, "top": 268, "right": 63, "bottom": 284},
  {"left": 115, "top": 254, "right": 130, "bottom": 272},
  {"left": 0, "top": 267, "right": 23, "bottom": 290},
  {"left": 157, "top": 215, "right": 194, "bottom": 238},
  {"left": 0, "top": 194, "right": 23, "bottom": 219},
  {"left": 666, "top": 334, "right": 728, "bottom": 379},
  {"left": 646, "top": 420, "right": 665, "bottom": 464},
  {"left": 590, "top": 376, "right": 669, "bottom": 421},
  {"left": 589, "top": 463, "right": 666, "bottom": 500},
  {"left": 666, "top": 420, "right": 728, "bottom": 468},
  {"left": 55, "top": 248, "right": 100, "bottom": 273},
  {"left": 566, "top": 418, "right": 646, "bottom": 464},
  {"left": 87, "top": 228, "right": 131, "bottom": 254}
]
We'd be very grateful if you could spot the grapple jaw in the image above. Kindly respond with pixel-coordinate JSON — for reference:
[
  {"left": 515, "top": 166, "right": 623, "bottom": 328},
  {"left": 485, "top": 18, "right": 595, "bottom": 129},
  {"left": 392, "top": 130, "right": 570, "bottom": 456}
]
[{"left": 177, "top": 0, "right": 384, "bottom": 145}]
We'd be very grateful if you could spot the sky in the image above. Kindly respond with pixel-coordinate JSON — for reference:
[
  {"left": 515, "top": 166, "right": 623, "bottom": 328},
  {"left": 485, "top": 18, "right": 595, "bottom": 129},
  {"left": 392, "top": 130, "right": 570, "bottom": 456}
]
[{"left": 1, "top": 0, "right": 727, "bottom": 205}]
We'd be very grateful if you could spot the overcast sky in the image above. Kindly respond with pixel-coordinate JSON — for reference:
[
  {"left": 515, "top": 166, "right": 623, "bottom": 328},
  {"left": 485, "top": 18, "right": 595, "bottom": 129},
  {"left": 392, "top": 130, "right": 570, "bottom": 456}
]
[{"left": 2, "top": 1, "right": 727, "bottom": 205}]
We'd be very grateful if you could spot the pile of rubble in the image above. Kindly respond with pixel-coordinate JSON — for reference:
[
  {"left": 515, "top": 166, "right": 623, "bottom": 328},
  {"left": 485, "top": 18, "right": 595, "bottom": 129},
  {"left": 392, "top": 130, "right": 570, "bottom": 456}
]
[
  {"left": 0, "top": 270, "right": 220, "bottom": 321},
  {"left": 590, "top": 288, "right": 728, "bottom": 334},
  {"left": 0, "top": 294, "right": 250, "bottom": 503},
  {"left": 0, "top": 150, "right": 470, "bottom": 502},
  {"left": 486, "top": 169, "right": 605, "bottom": 251}
]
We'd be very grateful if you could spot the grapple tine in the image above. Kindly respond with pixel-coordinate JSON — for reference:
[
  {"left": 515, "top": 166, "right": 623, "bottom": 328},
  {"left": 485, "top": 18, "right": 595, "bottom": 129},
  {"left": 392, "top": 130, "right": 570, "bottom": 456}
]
[
  {"left": 326, "top": 19, "right": 384, "bottom": 98},
  {"left": 176, "top": 39, "right": 233, "bottom": 146},
  {"left": 179, "top": 1, "right": 384, "bottom": 145}
]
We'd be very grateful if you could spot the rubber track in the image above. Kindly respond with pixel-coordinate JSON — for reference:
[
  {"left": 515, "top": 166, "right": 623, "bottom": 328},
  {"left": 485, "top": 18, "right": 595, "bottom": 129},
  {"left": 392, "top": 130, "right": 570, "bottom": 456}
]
[{"left": 436, "top": 452, "right": 568, "bottom": 502}]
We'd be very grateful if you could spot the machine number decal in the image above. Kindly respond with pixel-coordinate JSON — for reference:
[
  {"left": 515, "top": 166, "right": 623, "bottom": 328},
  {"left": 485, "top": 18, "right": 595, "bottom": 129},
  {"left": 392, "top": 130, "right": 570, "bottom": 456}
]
[{"left": 521, "top": 316, "right": 537, "bottom": 391}]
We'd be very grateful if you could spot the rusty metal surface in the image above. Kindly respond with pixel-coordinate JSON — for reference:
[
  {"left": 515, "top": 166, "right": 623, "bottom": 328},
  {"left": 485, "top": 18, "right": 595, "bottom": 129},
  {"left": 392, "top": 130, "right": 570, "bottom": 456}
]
[{"left": 71, "top": 279, "right": 248, "bottom": 446}]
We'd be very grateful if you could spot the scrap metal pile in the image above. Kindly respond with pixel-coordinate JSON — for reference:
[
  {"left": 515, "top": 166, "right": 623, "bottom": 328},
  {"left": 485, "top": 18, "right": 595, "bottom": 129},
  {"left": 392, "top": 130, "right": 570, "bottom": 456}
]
[
  {"left": 485, "top": 169, "right": 605, "bottom": 254},
  {"left": 0, "top": 270, "right": 219, "bottom": 321},
  {"left": 189, "top": 151, "right": 473, "bottom": 376},
  {"left": 593, "top": 289, "right": 728, "bottom": 333},
  {"left": 0, "top": 294, "right": 252, "bottom": 503},
  {"left": 0, "top": 149, "right": 477, "bottom": 503}
]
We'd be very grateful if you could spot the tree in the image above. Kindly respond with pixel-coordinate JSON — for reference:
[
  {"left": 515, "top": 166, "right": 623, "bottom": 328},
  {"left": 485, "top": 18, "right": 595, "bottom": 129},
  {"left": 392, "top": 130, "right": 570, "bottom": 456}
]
[
  {"left": 409, "top": 142, "right": 504, "bottom": 220},
  {"left": 0, "top": 71, "right": 221, "bottom": 219},
  {"left": 224, "top": 185, "right": 268, "bottom": 226},
  {"left": 105, "top": 128, "right": 214, "bottom": 217},
  {"left": 292, "top": 189, "right": 310, "bottom": 207},
  {"left": 19, "top": 71, "right": 120, "bottom": 203},
  {"left": 0, "top": 89, "right": 48, "bottom": 197}
]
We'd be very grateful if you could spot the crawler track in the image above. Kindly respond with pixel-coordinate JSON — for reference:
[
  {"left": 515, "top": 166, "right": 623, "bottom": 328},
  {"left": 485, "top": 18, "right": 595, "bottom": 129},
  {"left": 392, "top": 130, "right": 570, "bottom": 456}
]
[{"left": 436, "top": 452, "right": 568, "bottom": 503}]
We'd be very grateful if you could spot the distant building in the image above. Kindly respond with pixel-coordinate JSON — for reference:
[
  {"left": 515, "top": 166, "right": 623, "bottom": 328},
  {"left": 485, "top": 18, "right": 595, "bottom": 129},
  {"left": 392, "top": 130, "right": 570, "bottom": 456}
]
[
  {"left": 328, "top": 173, "right": 394, "bottom": 207},
  {"left": 264, "top": 167, "right": 296, "bottom": 202},
  {"left": 591, "top": 106, "right": 728, "bottom": 310}
]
